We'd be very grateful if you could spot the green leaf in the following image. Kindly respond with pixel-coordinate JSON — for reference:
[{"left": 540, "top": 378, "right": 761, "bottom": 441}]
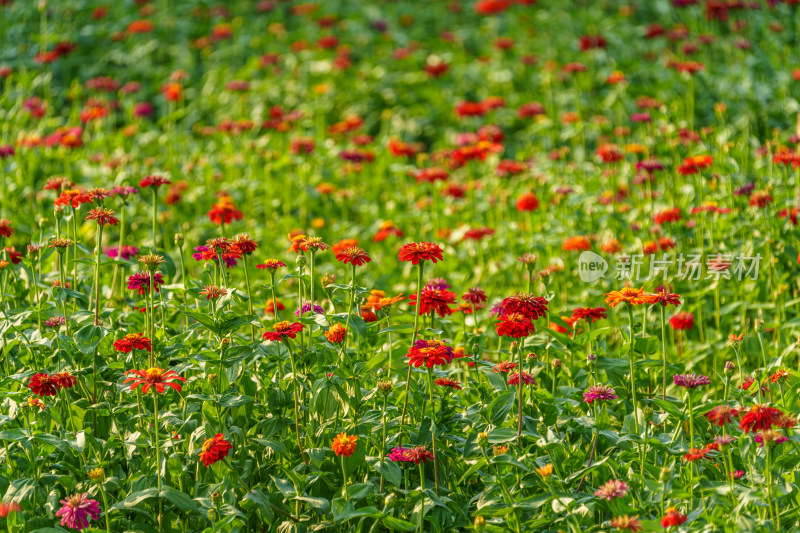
[
  {"left": 295, "top": 496, "right": 330, "bottom": 514},
  {"left": 74, "top": 324, "right": 108, "bottom": 355},
  {"left": 110, "top": 488, "right": 159, "bottom": 511},
  {"left": 161, "top": 487, "right": 199, "bottom": 513},
  {"left": 242, "top": 489, "right": 274, "bottom": 523},
  {"left": 487, "top": 392, "right": 515, "bottom": 426},
  {"left": 373, "top": 460, "right": 401, "bottom": 487},
  {"left": 382, "top": 516, "right": 416, "bottom": 531},
  {"left": 182, "top": 311, "right": 220, "bottom": 334},
  {"left": 378, "top": 324, "right": 413, "bottom": 334}
]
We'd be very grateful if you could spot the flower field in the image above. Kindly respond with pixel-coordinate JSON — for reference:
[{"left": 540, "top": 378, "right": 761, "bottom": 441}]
[{"left": 3, "top": 0, "right": 800, "bottom": 531}]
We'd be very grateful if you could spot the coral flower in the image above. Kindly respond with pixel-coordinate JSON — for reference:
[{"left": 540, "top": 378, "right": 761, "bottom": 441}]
[
  {"left": 262, "top": 321, "right": 304, "bottom": 341},
  {"left": 677, "top": 155, "right": 713, "bottom": 175},
  {"left": 199, "top": 285, "right": 228, "bottom": 300},
  {"left": 571, "top": 307, "right": 607, "bottom": 323},
  {"left": 594, "top": 479, "right": 628, "bottom": 500},
  {"left": 610, "top": 515, "right": 643, "bottom": 532},
  {"left": 208, "top": 196, "right": 243, "bottom": 225},
  {"left": 122, "top": 368, "right": 186, "bottom": 393},
  {"left": 435, "top": 378, "right": 462, "bottom": 390},
  {"left": 398, "top": 242, "right": 444, "bottom": 264},
  {"left": 604, "top": 287, "right": 654, "bottom": 307},
  {"left": 55, "top": 493, "right": 101, "bottom": 530},
  {"left": 650, "top": 289, "right": 681, "bottom": 307},
  {"left": 406, "top": 339, "right": 455, "bottom": 368},
  {"left": 54, "top": 189, "right": 93, "bottom": 209},
  {"left": 684, "top": 447, "right": 709, "bottom": 461},
  {"left": 325, "top": 323, "right": 347, "bottom": 344},
  {"left": 113, "top": 333, "right": 152, "bottom": 353},
  {"left": 706, "top": 405, "right": 740, "bottom": 426},
  {"left": 85, "top": 207, "right": 119, "bottom": 226},
  {"left": 336, "top": 247, "right": 371, "bottom": 266},
  {"left": 29, "top": 372, "right": 60, "bottom": 397},
  {"left": 562, "top": 235, "right": 591, "bottom": 251},
  {"left": 495, "top": 313, "right": 536, "bottom": 338},
  {"left": 300, "top": 236, "right": 329, "bottom": 252},
  {"left": 739, "top": 404, "right": 783, "bottom": 433},
  {"left": 199, "top": 433, "right": 232, "bottom": 467},
  {"left": 332, "top": 432, "right": 358, "bottom": 457},
  {"left": 660, "top": 507, "right": 687, "bottom": 528}
]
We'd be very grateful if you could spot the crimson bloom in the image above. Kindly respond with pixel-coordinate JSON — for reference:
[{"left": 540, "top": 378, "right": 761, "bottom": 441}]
[
  {"left": 409, "top": 286, "right": 456, "bottom": 317},
  {"left": 262, "top": 321, "right": 304, "bottom": 341},
  {"left": 199, "top": 433, "right": 232, "bottom": 467},
  {"left": 122, "top": 368, "right": 186, "bottom": 393},
  {"left": 29, "top": 372, "right": 60, "bottom": 397},
  {"left": 669, "top": 312, "right": 694, "bottom": 330},
  {"left": 139, "top": 175, "right": 171, "bottom": 189},
  {"left": 706, "top": 405, "right": 740, "bottom": 426},
  {"left": 496, "top": 313, "right": 536, "bottom": 338},
  {"left": 500, "top": 293, "right": 548, "bottom": 320},
  {"left": 256, "top": 259, "right": 286, "bottom": 271}
]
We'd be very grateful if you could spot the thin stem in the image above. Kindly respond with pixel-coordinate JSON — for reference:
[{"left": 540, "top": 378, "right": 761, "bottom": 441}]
[{"left": 400, "top": 262, "right": 424, "bottom": 439}]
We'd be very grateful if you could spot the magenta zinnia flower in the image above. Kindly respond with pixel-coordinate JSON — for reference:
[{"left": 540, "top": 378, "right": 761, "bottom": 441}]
[
  {"left": 594, "top": 479, "right": 629, "bottom": 501},
  {"left": 126, "top": 272, "right": 164, "bottom": 295},
  {"left": 583, "top": 384, "right": 617, "bottom": 404},
  {"left": 55, "top": 493, "right": 101, "bottom": 530},
  {"left": 673, "top": 373, "right": 710, "bottom": 389}
]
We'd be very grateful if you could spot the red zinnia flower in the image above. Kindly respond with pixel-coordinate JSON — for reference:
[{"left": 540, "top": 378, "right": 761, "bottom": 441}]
[
  {"left": 0, "top": 219, "right": 13, "bottom": 238},
  {"left": 139, "top": 175, "right": 171, "bottom": 189},
  {"left": 113, "top": 333, "right": 152, "bottom": 353},
  {"left": 336, "top": 247, "right": 371, "bottom": 266},
  {"left": 409, "top": 286, "right": 456, "bottom": 317},
  {"left": 29, "top": 372, "right": 60, "bottom": 397},
  {"left": 406, "top": 339, "right": 455, "bottom": 368},
  {"left": 669, "top": 312, "right": 694, "bottom": 331},
  {"left": 500, "top": 293, "right": 548, "bottom": 320},
  {"left": 122, "top": 368, "right": 186, "bottom": 394},
  {"left": 495, "top": 313, "right": 536, "bottom": 338},
  {"left": 199, "top": 433, "right": 232, "bottom": 467},
  {"left": 398, "top": 242, "right": 444, "bottom": 265},
  {"left": 516, "top": 192, "right": 539, "bottom": 212},
  {"left": 660, "top": 507, "right": 687, "bottom": 528},
  {"left": 256, "top": 259, "right": 286, "bottom": 271},
  {"left": 706, "top": 405, "right": 740, "bottom": 426},
  {"left": 739, "top": 404, "right": 783, "bottom": 433},
  {"left": 85, "top": 208, "right": 119, "bottom": 226},
  {"left": 262, "top": 321, "right": 304, "bottom": 341},
  {"left": 435, "top": 378, "right": 462, "bottom": 390}
]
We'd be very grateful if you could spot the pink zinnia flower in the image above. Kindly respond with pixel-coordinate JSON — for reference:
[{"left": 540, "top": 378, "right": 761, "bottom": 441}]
[
  {"left": 55, "top": 493, "right": 101, "bottom": 530},
  {"left": 594, "top": 479, "right": 629, "bottom": 500}
]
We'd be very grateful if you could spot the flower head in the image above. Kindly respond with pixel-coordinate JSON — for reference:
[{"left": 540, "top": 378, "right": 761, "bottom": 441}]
[
  {"left": 199, "top": 433, "right": 232, "bottom": 467},
  {"left": 336, "top": 247, "right": 371, "bottom": 266},
  {"left": 406, "top": 339, "right": 455, "bottom": 368},
  {"left": 583, "top": 384, "right": 618, "bottom": 404},
  {"left": 332, "top": 432, "right": 358, "bottom": 457},
  {"left": 262, "top": 321, "right": 303, "bottom": 341},
  {"left": 29, "top": 372, "right": 60, "bottom": 397},
  {"left": 435, "top": 378, "right": 462, "bottom": 390},
  {"left": 113, "top": 333, "right": 152, "bottom": 353},
  {"left": 507, "top": 372, "right": 536, "bottom": 386},
  {"left": 256, "top": 259, "right": 287, "bottom": 271},
  {"left": 673, "top": 373, "right": 710, "bottom": 389},
  {"left": 500, "top": 293, "right": 548, "bottom": 320},
  {"left": 706, "top": 405, "right": 740, "bottom": 426},
  {"left": 604, "top": 287, "right": 654, "bottom": 307},
  {"left": 122, "top": 368, "right": 186, "bottom": 394},
  {"left": 495, "top": 313, "right": 536, "bottom": 338},
  {"left": 199, "top": 285, "right": 228, "bottom": 300},
  {"left": 139, "top": 175, "right": 171, "bottom": 189},
  {"left": 610, "top": 515, "right": 643, "bottom": 532},
  {"left": 660, "top": 507, "right": 687, "bottom": 528},
  {"left": 398, "top": 242, "right": 444, "bottom": 265},
  {"left": 127, "top": 272, "right": 164, "bottom": 295},
  {"left": 325, "top": 323, "right": 347, "bottom": 344},
  {"left": 594, "top": 479, "right": 629, "bottom": 501},
  {"left": 739, "top": 404, "right": 784, "bottom": 433},
  {"left": 55, "top": 493, "right": 101, "bottom": 531}
]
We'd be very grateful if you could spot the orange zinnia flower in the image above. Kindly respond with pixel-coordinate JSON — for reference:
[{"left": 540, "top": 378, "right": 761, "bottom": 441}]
[
  {"left": 332, "top": 432, "right": 358, "bottom": 457},
  {"left": 604, "top": 287, "right": 655, "bottom": 307}
]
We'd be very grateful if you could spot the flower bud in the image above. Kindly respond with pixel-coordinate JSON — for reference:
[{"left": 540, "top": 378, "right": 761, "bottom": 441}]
[
  {"left": 208, "top": 373, "right": 218, "bottom": 385},
  {"left": 551, "top": 358, "right": 562, "bottom": 372},
  {"left": 211, "top": 492, "right": 221, "bottom": 505},
  {"left": 477, "top": 431, "right": 489, "bottom": 448},
  {"left": 377, "top": 380, "right": 393, "bottom": 395},
  {"left": 174, "top": 233, "right": 184, "bottom": 246},
  {"left": 474, "top": 516, "right": 486, "bottom": 532},
  {"left": 295, "top": 255, "right": 307, "bottom": 267},
  {"left": 724, "top": 361, "right": 735, "bottom": 374},
  {"left": 88, "top": 467, "right": 105, "bottom": 482}
]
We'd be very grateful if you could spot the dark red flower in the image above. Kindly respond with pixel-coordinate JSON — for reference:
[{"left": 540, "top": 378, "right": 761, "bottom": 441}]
[
  {"left": 262, "top": 321, "right": 304, "bottom": 341},
  {"left": 495, "top": 313, "right": 536, "bottom": 338}
]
